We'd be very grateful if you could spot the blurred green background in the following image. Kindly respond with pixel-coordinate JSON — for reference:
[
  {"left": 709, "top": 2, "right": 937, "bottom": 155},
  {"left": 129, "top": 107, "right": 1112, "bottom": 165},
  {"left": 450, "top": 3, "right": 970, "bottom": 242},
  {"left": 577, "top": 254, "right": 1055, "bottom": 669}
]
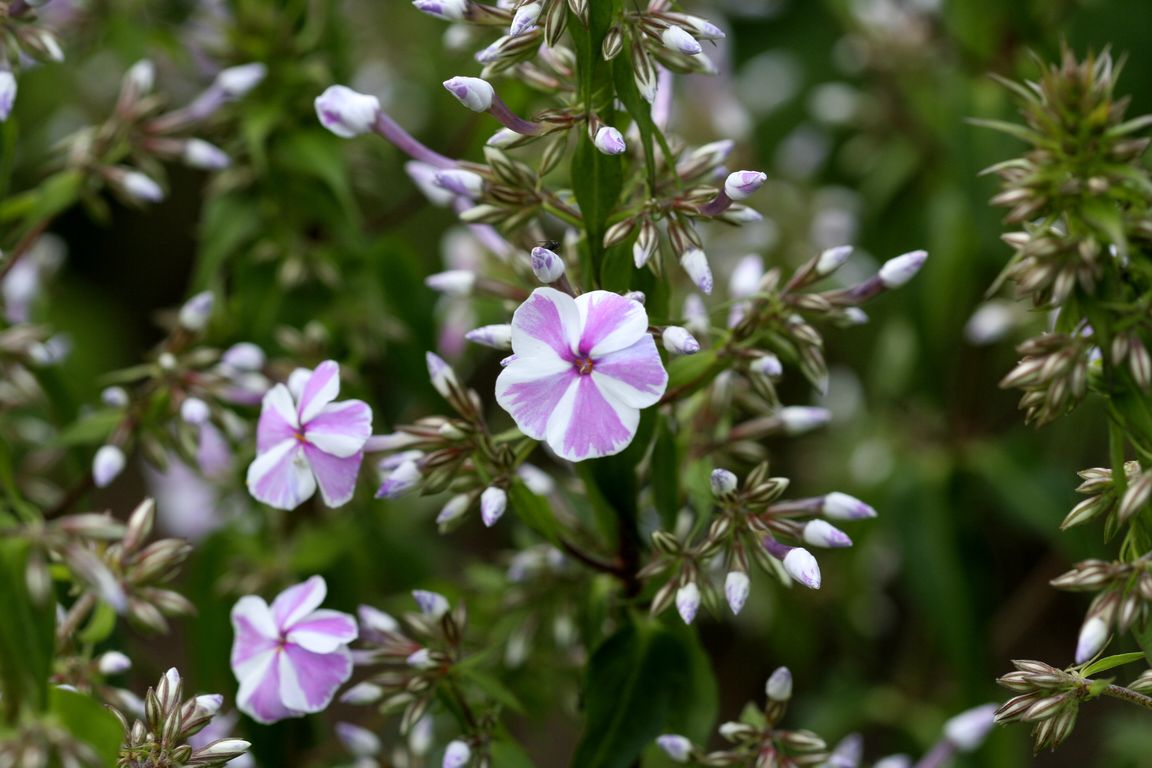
[{"left": 7, "top": 0, "right": 1152, "bottom": 765}]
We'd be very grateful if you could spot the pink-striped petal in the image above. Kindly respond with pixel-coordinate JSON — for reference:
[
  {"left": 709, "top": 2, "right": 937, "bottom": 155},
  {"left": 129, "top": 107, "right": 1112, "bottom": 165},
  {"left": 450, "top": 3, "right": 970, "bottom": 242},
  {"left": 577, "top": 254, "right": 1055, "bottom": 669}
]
[
  {"left": 287, "top": 368, "right": 311, "bottom": 400},
  {"left": 246, "top": 439, "right": 316, "bottom": 510},
  {"left": 236, "top": 648, "right": 296, "bottom": 724},
  {"left": 286, "top": 608, "right": 358, "bottom": 653},
  {"left": 510, "top": 287, "right": 580, "bottom": 362},
  {"left": 590, "top": 335, "right": 667, "bottom": 408},
  {"left": 256, "top": 384, "right": 298, "bottom": 452},
  {"left": 303, "top": 447, "right": 364, "bottom": 508},
  {"left": 304, "top": 400, "right": 372, "bottom": 458},
  {"left": 230, "top": 596, "right": 280, "bottom": 678},
  {"left": 546, "top": 375, "right": 638, "bottom": 461},
  {"left": 495, "top": 359, "right": 577, "bottom": 440},
  {"left": 272, "top": 575, "right": 328, "bottom": 630},
  {"left": 575, "top": 291, "right": 648, "bottom": 357},
  {"left": 278, "top": 644, "right": 353, "bottom": 714},
  {"left": 298, "top": 361, "right": 341, "bottom": 423}
]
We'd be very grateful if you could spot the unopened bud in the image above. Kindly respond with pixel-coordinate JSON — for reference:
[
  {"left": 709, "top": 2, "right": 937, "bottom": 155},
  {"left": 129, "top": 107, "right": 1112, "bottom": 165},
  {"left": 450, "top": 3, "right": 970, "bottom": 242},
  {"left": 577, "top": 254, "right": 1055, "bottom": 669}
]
[
  {"left": 815, "top": 245, "right": 853, "bottom": 276},
  {"left": 215, "top": 63, "right": 267, "bottom": 98},
  {"left": 480, "top": 486, "right": 507, "bottom": 527},
  {"left": 750, "top": 354, "right": 782, "bottom": 378},
  {"left": 93, "top": 445, "right": 126, "bottom": 488},
  {"left": 662, "top": 326, "right": 700, "bottom": 355},
  {"left": 194, "top": 694, "right": 223, "bottom": 716},
  {"left": 443, "top": 76, "right": 494, "bottom": 112},
  {"left": 766, "top": 666, "right": 793, "bottom": 701},
  {"left": 710, "top": 468, "right": 738, "bottom": 496},
  {"left": 178, "top": 290, "right": 214, "bottom": 331},
  {"left": 782, "top": 547, "right": 821, "bottom": 589},
  {"left": 944, "top": 704, "right": 997, "bottom": 752},
  {"left": 341, "top": 681, "right": 385, "bottom": 704},
  {"left": 878, "top": 249, "right": 928, "bottom": 288},
  {"left": 0, "top": 71, "right": 16, "bottom": 121},
  {"left": 414, "top": 0, "right": 469, "bottom": 21},
  {"left": 509, "top": 2, "right": 541, "bottom": 35},
  {"left": 466, "top": 324, "right": 513, "bottom": 350},
  {"left": 435, "top": 169, "right": 485, "bottom": 197},
  {"left": 531, "top": 246, "right": 565, "bottom": 283},
  {"left": 183, "top": 139, "right": 230, "bottom": 170},
  {"left": 724, "top": 170, "right": 767, "bottom": 201},
  {"left": 593, "top": 126, "right": 626, "bottom": 155},
  {"left": 724, "top": 571, "right": 750, "bottom": 615},
  {"left": 436, "top": 494, "right": 471, "bottom": 525},
  {"left": 633, "top": 220, "right": 658, "bottom": 268},
  {"left": 336, "top": 722, "right": 382, "bottom": 757},
  {"left": 413, "top": 589, "right": 450, "bottom": 618},
  {"left": 425, "top": 270, "right": 476, "bottom": 296},
  {"left": 661, "top": 25, "right": 702, "bottom": 55},
  {"left": 425, "top": 351, "right": 459, "bottom": 399},
  {"left": 197, "top": 738, "right": 251, "bottom": 758},
  {"left": 102, "top": 386, "right": 130, "bottom": 407},
  {"left": 822, "top": 492, "right": 876, "bottom": 520},
  {"left": 358, "top": 604, "right": 400, "bottom": 634},
  {"left": 802, "top": 519, "right": 853, "bottom": 548},
  {"left": 778, "top": 406, "right": 830, "bottom": 435},
  {"left": 680, "top": 248, "right": 713, "bottom": 294},
  {"left": 443, "top": 740, "right": 471, "bottom": 768},
  {"left": 98, "top": 651, "right": 132, "bottom": 675},
  {"left": 375, "top": 460, "right": 422, "bottom": 499},
  {"left": 222, "top": 342, "right": 265, "bottom": 371},
  {"left": 120, "top": 170, "right": 165, "bottom": 203},
  {"left": 124, "top": 60, "right": 155, "bottom": 95},
  {"left": 1075, "top": 616, "right": 1108, "bottom": 664},
  {"left": 180, "top": 397, "right": 210, "bottom": 425},
  {"left": 675, "top": 582, "right": 700, "bottom": 625},
  {"left": 656, "top": 734, "right": 692, "bottom": 762}
]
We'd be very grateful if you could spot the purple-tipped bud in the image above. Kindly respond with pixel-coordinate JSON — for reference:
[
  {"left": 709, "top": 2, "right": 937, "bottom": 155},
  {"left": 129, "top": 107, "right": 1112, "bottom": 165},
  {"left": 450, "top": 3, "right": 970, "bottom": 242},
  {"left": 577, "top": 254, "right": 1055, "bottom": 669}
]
[
  {"left": 465, "top": 324, "right": 513, "bottom": 350},
  {"left": 222, "top": 342, "right": 265, "bottom": 371},
  {"left": 518, "top": 463, "right": 555, "bottom": 495},
  {"left": 680, "top": 248, "right": 713, "bottom": 294},
  {"left": 816, "top": 245, "right": 853, "bottom": 276},
  {"left": 435, "top": 169, "right": 485, "bottom": 197},
  {"left": 406, "top": 648, "right": 435, "bottom": 669},
  {"left": 102, "top": 386, "right": 130, "bottom": 407},
  {"left": 426, "top": 351, "right": 459, "bottom": 399},
  {"left": 412, "top": 589, "right": 450, "bottom": 618},
  {"left": 93, "top": 445, "right": 126, "bottom": 488},
  {"left": 803, "top": 519, "right": 853, "bottom": 548},
  {"left": 178, "top": 290, "right": 214, "bottom": 331},
  {"left": 487, "top": 127, "right": 520, "bottom": 148},
  {"left": 183, "top": 139, "right": 230, "bottom": 170},
  {"left": 778, "top": 406, "right": 830, "bottom": 435},
  {"left": 509, "top": 2, "right": 541, "bottom": 35},
  {"left": 783, "top": 547, "right": 821, "bottom": 589},
  {"left": 480, "top": 486, "right": 507, "bottom": 527},
  {"left": 121, "top": 171, "right": 165, "bottom": 203},
  {"left": 1075, "top": 616, "right": 1108, "bottom": 664},
  {"left": 197, "top": 738, "right": 251, "bottom": 758},
  {"left": 414, "top": 0, "right": 469, "bottom": 20},
  {"left": 878, "top": 249, "right": 928, "bottom": 288},
  {"left": 215, "top": 63, "right": 267, "bottom": 98},
  {"left": 180, "top": 397, "right": 210, "bottom": 425},
  {"left": 750, "top": 354, "right": 782, "bottom": 378},
  {"left": 194, "top": 694, "right": 224, "bottom": 716},
  {"left": 444, "top": 76, "right": 494, "bottom": 112},
  {"left": 679, "top": 15, "right": 725, "bottom": 40},
  {"left": 530, "top": 246, "right": 565, "bottom": 283},
  {"left": 0, "top": 71, "right": 17, "bottom": 121},
  {"left": 661, "top": 25, "right": 702, "bottom": 55},
  {"left": 675, "top": 582, "right": 700, "bottom": 625},
  {"left": 436, "top": 494, "right": 471, "bottom": 525},
  {"left": 724, "top": 571, "right": 750, "bottom": 615},
  {"left": 336, "top": 722, "right": 381, "bottom": 757},
  {"left": 821, "top": 492, "right": 877, "bottom": 520},
  {"left": 425, "top": 269, "right": 476, "bottom": 296},
  {"left": 358, "top": 604, "right": 400, "bottom": 634},
  {"left": 689, "top": 139, "right": 735, "bottom": 166},
  {"left": 662, "top": 326, "right": 700, "bottom": 355},
  {"left": 765, "top": 666, "right": 793, "bottom": 701},
  {"left": 406, "top": 161, "right": 456, "bottom": 206},
  {"left": 98, "top": 651, "right": 132, "bottom": 675},
  {"left": 593, "top": 126, "right": 626, "bottom": 155},
  {"left": 724, "top": 170, "right": 767, "bottom": 201},
  {"left": 443, "top": 740, "right": 471, "bottom": 768},
  {"left": 842, "top": 307, "right": 869, "bottom": 325},
  {"left": 710, "top": 468, "right": 738, "bottom": 497},
  {"left": 656, "top": 734, "right": 692, "bottom": 762},
  {"left": 944, "top": 704, "right": 998, "bottom": 752},
  {"left": 315, "top": 85, "right": 381, "bottom": 138},
  {"left": 375, "top": 460, "right": 422, "bottom": 499}
]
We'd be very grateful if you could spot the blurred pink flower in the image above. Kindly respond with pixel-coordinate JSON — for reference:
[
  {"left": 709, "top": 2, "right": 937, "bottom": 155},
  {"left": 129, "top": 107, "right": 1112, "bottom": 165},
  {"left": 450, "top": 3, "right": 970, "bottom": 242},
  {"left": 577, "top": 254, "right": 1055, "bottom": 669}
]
[
  {"left": 231, "top": 576, "right": 357, "bottom": 724},
  {"left": 495, "top": 288, "right": 667, "bottom": 461}
]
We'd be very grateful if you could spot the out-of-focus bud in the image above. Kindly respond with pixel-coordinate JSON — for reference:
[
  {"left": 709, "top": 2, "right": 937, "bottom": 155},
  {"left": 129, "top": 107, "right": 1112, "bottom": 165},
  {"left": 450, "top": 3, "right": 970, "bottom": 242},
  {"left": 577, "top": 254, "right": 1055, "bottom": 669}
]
[
  {"left": 815, "top": 245, "right": 853, "bottom": 277},
  {"left": 436, "top": 494, "right": 471, "bottom": 526},
  {"left": 178, "top": 291, "right": 214, "bottom": 331},
  {"left": 315, "top": 85, "right": 381, "bottom": 138},
  {"left": 530, "top": 246, "right": 566, "bottom": 283},
  {"left": 0, "top": 71, "right": 16, "bottom": 121},
  {"left": 23, "top": 28, "right": 65, "bottom": 62},
  {"left": 689, "top": 139, "right": 734, "bottom": 167},
  {"left": 124, "top": 60, "right": 155, "bottom": 95},
  {"left": 425, "top": 270, "right": 476, "bottom": 297},
  {"left": 375, "top": 460, "right": 422, "bottom": 499},
  {"left": 802, "top": 519, "right": 853, "bottom": 548},
  {"left": 680, "top": 248, "right": 713, "bottom": 294},
  {"left": 480, "top": 486, "right": 507, "bottom": 527},
  {"left": 672, "top": 13, "right": 725, "bottom": 40},
  {"left": 358, "top": 604, "right": 400, "bottom": 634},
  {"left": 509, "top": 2, "right": 541, "bottom": 35},
  {"left": 180, "top": 397, "right": 210, "bottom": 425},
  {"left": 119, "top": 170, "right": 165, "bottom": 204},
  {"left": 660, "top": 25, "right": 702, "bottom": 55},
  {"left": 93, "top": 445, "right": 126, "bottom": 488},
  {"left": 336, "top": 722, "right": 382, "bottom": 757},
  {"left": 443, "top": 76, "right": 494, "bottom": 112},
  {"left": 874, "top": 757, "right": 912, "bottom": 768},
  {"left": 710, "top": 468, "right": 738, "bottom": 497},
  {"left": 878, "top": 249, "right": 928, "bottom": 288},
  {"left": 765, "top": 666, "right": 793, "bottom": 701},
  {"left": 724, "top": 170, "right": 767, "bottom": 201},
  {"left": 656, "top": 734, "right": 692, "bottom": 763},
  {"left": 183, "top": 139, "right": 231, "bottom": 170},
  {"left": 406, "top": 161, "right": 457, "bottom": 206},
  {"left": 944, "top": 704, "right": 998, "bottom": 752},
  {"left": 662, "top": 326, "right": 700, "bottom": 355},
  {"left": 414, "top": 0, "right": 469, "bottom": 21},
  {"left": 465, "top": 324, "right": 513, "bottom": 350},
  {"left": 593, "top": 126, "right": 626, "bottom": 155},
  {"left": 435, "top": 169, "right": 485, "bottom": 197},
  {"left": 102, "top": 386, "right": 130, "bottom": 407},
  {"left": 783, "top": 547, "right": 822, "bottom": 589},
  {"left": 675, "top": 582, "right": 700, "bottom": 625},
  {"left": 222, "top": 342, "right": 265, "bottom": 371},
  {"left": 487, "top": 127, "right": 520, "bottom": 148},
  {"left": 426, "top": 352, "right": 460, "bottom": 399},
  {"left": 728, "top": 255, "right": 764, "bottom": 299},
  {"left": 1075, "top": 616, "right": 1109, "bottom": 664},
  {"left": 750, "top": 354, "right": 783, "bottom": 378},
  {"left": 341, "top": 681, "right": 385, "bottom": 705},
  {"left": 724, "top": 571, "right": 750, "bottom": 615},
  {"left": 406, "top": 648, "right": 434, "bottom": 669},
  {"left": 413, "top": 589, "right": 450, "bottom": 618},
  {"left": 98, "top": 651, "right": 132, "bottom": 675},
  {"left": 518, "top": 463, "right": 555, "bottom": 495},
  {"left": 215, "top": 63, "right": 267, "bottom": 98},
  {"left": 778, "top": 406, "right": 830, "bottom": 435},
  {"left": 194, "top": 693, "right": 223, "bottom": 716},
  {"left": 821, "top": 492, "right": 877, "bottom": 520}
]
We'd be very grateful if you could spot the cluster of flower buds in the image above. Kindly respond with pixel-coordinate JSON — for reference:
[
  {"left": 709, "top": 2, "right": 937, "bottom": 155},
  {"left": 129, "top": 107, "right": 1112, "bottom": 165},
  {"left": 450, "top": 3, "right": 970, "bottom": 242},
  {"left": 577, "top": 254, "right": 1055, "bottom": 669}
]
[
  {"left": 642, "top": 463, "right": 876, "bottom": 624},
  {"left": 1050, "top": 554, "right": 1152, "bottom": 663},
  {"left": 1061, "top": 462, "right": 1149, "bottom": 536},
  {"left": 111, "top": 667, "right": 250, "bottom": 767},
  {"left": 0, "top": 0, "right": 65, "bottom": 122},
  {"left": 0, "top": 717, "right": 103, "bottom": 768},
  {"left": 998, "top": 331, "right": 1092, "bottom": 426}
]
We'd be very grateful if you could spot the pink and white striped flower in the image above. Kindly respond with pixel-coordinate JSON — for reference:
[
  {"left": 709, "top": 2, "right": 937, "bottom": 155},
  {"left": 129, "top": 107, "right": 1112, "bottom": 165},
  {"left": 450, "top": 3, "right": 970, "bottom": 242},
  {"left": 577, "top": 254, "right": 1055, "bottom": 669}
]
[
  {"left": 230, "top": 576, "right": 358, "bottom": 724},
  {"left": 246, "top": 361, "right": 372, "bottom": 510},
  {"left": 495, "top": 288, "right": 668, "bottom": 462}
]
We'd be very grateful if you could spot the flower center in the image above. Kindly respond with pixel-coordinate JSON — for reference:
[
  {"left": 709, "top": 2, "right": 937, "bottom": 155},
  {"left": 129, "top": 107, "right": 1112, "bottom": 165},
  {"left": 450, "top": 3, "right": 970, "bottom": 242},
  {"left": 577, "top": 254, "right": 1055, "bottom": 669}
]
[
  {"left": 575, "top": 356, "right": 594, "bottom": 375},
  {"left": 293, "top": 431, "right": 308, "bottom": 443}
]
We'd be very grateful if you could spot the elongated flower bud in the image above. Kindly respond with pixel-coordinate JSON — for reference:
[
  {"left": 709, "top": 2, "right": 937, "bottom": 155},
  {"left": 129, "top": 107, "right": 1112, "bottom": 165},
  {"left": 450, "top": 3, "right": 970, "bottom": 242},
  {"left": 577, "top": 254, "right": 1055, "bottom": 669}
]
[
  {"left": 531, "top": 246, "right": 565, "bottom": 283},
  {"left": 183, "top": 139, "right": 231, "bottom": 170},
  {"left": 750, "top": 354, "right": 783, "bottom": 378},
  {"left": 822, "top": 491, "right": 877, "bottom": 519},
  {"left": 724, "top": 170, "right": 767, "bottom": 201},
  {"left": 98, "top": 651, "right": 132, "bottom": 675},
  {"left": 766, "top": 666, "right": 793, "bottom": 701},
  {"left": 435, "top": 169, "right": 485, "bottom": 197},
  {"left": 656, "top": 734, "right": 692, "bottom": 762},
  {"left": 816, "top": 245, "right": 853, "bottom": 277},
  {"left": 465, "top": 324, "right": 513, "bottom": 349},
  {"left": 509, "top": 2, "right": 541, "bottom": 35},
  {"left": 444, "top": 76, "right": 494, "bottom": 112},
  {"left": 675, "top": 582, "right": 700, "bottom": 624},
  {"left": 414, "top": 0, "right": 468, "bottom": 20},
  {"left": 215, "top": 63, "right": 267, "bottom": 98},
  {"left": 661, "top": 25, "right": 702, "bottom": 55},
  {"left": 376, "top": 460, "right": 422, "bottom": 499},
  {"left": 593, "top": 126, "right": 626, "bottom": 155},
  {"left": 178, "top": 291, "right": 214, "bottom": 331},
  {"left": 878, "top": 249, "right": 928, "bottom": 288},
  {"left": 119, "top": 170, "right": 165, "bottom": 203},
  {"left": 426, "top": 352, "right": 460, "bottom": 399},
  {"left": 425, "top": 270, "right": 476, "bottom": 297},
  {"left": 413, "top": 589, "right": 450, "bottom": 618},
  {"left": 0, "top": 71, "right": 17, "bottom": 121},
  {"left": 778, "top": 406, "right": 830, "bottom": 435},
  {"left": 480, "top": 486, "right": 507, "bottom": 527},
  {"left": 336, "top": 722, "right": 381, "bottom": 757},
  {"left": 724, "top": 571, "right": 750, "bottom": 614},
  {"left": 782, "top": 547, "right": 821, "bottom": 589},
  {"left": 1075, "top": 616, "right": 1108, "bottom": 663},
  {"left": 662, "top": 326, "right": 700, "bottom": 355},
  {"left": 680, "top": 248, "right": 713, "bottom": 294},
  {"left": 93, "top": 445, "right": 126, "bottom": 488},
  {"left": 803, "top": 519, "right": 853, "bottom": 548},
  {"left": 358, "top": 604, "right": 400, "bottom": 634},
  {"left": 944, "top": 704, "right": 998, "bottom": 751}
]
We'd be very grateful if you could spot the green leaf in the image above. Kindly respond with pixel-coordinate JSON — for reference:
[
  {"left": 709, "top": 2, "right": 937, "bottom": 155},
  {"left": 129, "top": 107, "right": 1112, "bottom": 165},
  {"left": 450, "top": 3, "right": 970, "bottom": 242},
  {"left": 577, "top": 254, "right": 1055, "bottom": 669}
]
[
  {"left": 650, "top": 418, "right": 681, "bottom": 530},
  {"left": 78, "top": 600, "right": 117, "bottom": 645},
  {"left": 456, "top": 666, "right": 525, "bottom": 714},
  {"left": 1082, "top": 652, "right": 1148, "bottom": 678},
  {"left": 490, "top": 740, "right": 537, "bottom": 768},
  {"left": 48, "top": 688, "right": 123, "bottom": 767},
  {"left": 508, "top": 478, "right": 564, "bottom": 547},
  {"left": 666, "top": 349, "right": 723, "bottom": 399},
  {"left": 0, "top": 538, "right": 55, "bottom": 720},
  {"left": 54, "top": 409, "right": 122, "bottom": 448}
]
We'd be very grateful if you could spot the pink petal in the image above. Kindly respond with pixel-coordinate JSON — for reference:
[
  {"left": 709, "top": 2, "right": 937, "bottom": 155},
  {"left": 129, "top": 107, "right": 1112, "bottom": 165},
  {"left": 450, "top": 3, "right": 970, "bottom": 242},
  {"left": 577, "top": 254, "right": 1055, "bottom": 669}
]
[
  {"left": 272, "top": 575, "right": 328, "bottom": 630},
  {"left": 278, "top": 644, "right": 353, "bottom": 714},
  {"left": 246, "top": 440, "right": 316, "bottom": 510},
  {"left": 510, "top": 288, "right": 580, "bottom": 362},
  {"left": 575, "top": 291, "right": 648, "bottom": 357},
  {"left": 547, "top": 375, "right": 639, "bottom": 461},
  {"left": 286, "top": 609, "right": 358, "bottom": 653},
  {"left": 230, "top": 596, "right": 280, "bottom": 677},
  {"left": 590, "top": 335, "right": 667, "bottom": 408},
  {"left": 304, "top": 400, "right": 372, "bottom": 458},
  {"left": 236, "top": 648, "right": 296, "bottom": 724},
  {"left": 256, "top": 384, "right": 298, "bottom": 452},
  {"left": 298, "top": 361, "right": 341, "bottom": 423},
  {"left": 303, "top": 447, "right": 364, "bottom": 508},
  {"left": 495, "top": 359, "right": 577, "bottom": 440}
]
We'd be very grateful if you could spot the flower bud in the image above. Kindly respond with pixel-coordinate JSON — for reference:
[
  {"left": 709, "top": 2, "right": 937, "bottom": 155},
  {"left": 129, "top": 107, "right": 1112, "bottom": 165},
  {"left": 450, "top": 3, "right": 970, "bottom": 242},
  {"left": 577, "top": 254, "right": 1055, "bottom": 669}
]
[
  {"left": 315, "top": 85, "right": 381, "bottom": 138},
  {"left": 724, "top": 170, "right": 767, "bottom": 201},
  {"left": 783, "top": 547, "right": 821, "bottom": 589},
  {"left": 93, "top": 445, "right": 126, "bottom": 488},
  {"left": 425, "top": 352, "right": 460, "bottom": 399},
  {"left": 815, "top": 245, "right": 853, "bottom": 277},
  {"left": 183, "top": 139, "right": 231, "bottom": 170},
  {"left": 336, "top": 722, "right": 382, "bottom": 757},
  {"left": 710, "top": 468, "right": 738, "bottom": 497},
  {"left": 724, "top": 571, "right": 750, "bottom": 615},
  {"left": 662, "top": 326, "right": 700, "bottom": 355},
  {"left": 593, "top": 126, "right": 626, "bottom": 155},
  {"left": 874, "top": 757, "right": 912, "bottom": 768},
  {"left": 180, "top": 397, "right": 210, "bottom": 425},
  {"left": 222, "top": 342, "right": 265, "bottom": 371},
  {"left": 765, "top": 666, "right": 793, "bottom": 701},
  {"left": 120, "top": 170, "right": 165, "bottom": 204},
  {"left": 675, "top": 582, "right": 700, "bottom": 625},
  {"left": 802, "top": 519, "right": 853, "bottom": 548},
  {"left": 661, "top": 25, "right": 702, "bottom": 55},
  {"left": 750, "top": 354, "right": 783, "bottom": 378},
  {"left": 425, "top": 270, "right": 476, "bottom": 296},
  {"left": 98, "top": 651, "right": 132, "bottom": 675},
  {"left": 444, "top": 76, "right": 494, "bottom": 112},
  {"left": 656, "top": 734, "right": 692, "bottom": 762},
  {"left": 944, "top": 703, "right": 998, "bottom": 752},
  {"left": 215, "top": 63, "right": 267, "bottom": 98},
  {"left": 487, "top": 127, "right": 520, "bottom": 147},
  {"left": 0, "top": 71, "right": 16, "bottom": 121},
  {"left": 375, "top": 460, "right": 422, "bottom": 499},
  {"left": 341, "top": 681, "right": 385, "bottom": 704},
  {"left": 680, "top": 248, "right": 713, "bottom": 294},
  {"left": 124, "top": 59, "right": 155, "bottom": 95},
  {"left": 178, "top": 290, "right": 214, "bottom": 331},
  {"left": 414, "top": 0, "right": 469, "bottom": 20},
  {"left": 101, "top": 386, "right": 130, "bottom": 407},
  {"left": 821, "top": 492, "right": 877, "bottom": 520},
  {"left": 480, "top": 486, "right": 507, "bottom": 527},
  {"left": 633, "top": 220, "right": 658, "bottom": 268},
  {"left": 778, "top": 406, "right": 830, "bottom": 435},
  {"left": 465, "top": 324, "right": 513, "bottom": 350},
  {"left": 1075, "top": 616, "right": 1108, "bottom": 664},
  {"left": 435, "top": 169, "right": 485, "bottom": 197},
  {"left": 358, "top": 604, "right": 400, "bottom": 634},
  {"left": 443, "top": 740, "right": 471, "bottom": 768},
  {"left": 878, "top": 249, "right": 928, "bottom": 288},
  {"left": 413, "top": 589, "right": 450, "bottom": 618},
  {"left": 518, "top": 463, "right": 555, "bottom": 495},
  {"left": 436, "top": 494, "right": 471, "bottom": 525},
  {"left": 509, "top": 2, "right": 541, "bottom": 35},
  {"left": 530, "top": 246, "right": 565, "bottom": 283},
  {"left": 406, "top": 647, "right": 435, "bottom": 668},
  {"left": 194, "top": 693, "right": 223, "bottom": 716},
  {"left": 197, "top": 738, "right": 251, "bottom": 758}
]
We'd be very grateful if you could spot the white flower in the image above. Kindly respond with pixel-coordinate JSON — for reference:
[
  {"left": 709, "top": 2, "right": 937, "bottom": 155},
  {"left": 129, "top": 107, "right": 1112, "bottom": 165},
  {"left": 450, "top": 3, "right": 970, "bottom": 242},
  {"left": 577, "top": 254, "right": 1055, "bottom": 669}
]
[{"left": 315, "top": 85, "right": 380, "bottom": 138}]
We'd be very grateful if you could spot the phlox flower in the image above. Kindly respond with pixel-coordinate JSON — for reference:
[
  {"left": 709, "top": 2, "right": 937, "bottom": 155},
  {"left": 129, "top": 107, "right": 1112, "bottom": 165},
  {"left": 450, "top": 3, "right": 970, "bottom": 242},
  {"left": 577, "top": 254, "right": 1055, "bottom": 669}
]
[
  {"left": 231, "top": 576, "right": 358, "bottom": 724},
  {"left": 246, "top": 361, "right": 372, "bottom": 510},
  {"left": 495, "top": 288, "right": 668, "bottom": 462}
]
